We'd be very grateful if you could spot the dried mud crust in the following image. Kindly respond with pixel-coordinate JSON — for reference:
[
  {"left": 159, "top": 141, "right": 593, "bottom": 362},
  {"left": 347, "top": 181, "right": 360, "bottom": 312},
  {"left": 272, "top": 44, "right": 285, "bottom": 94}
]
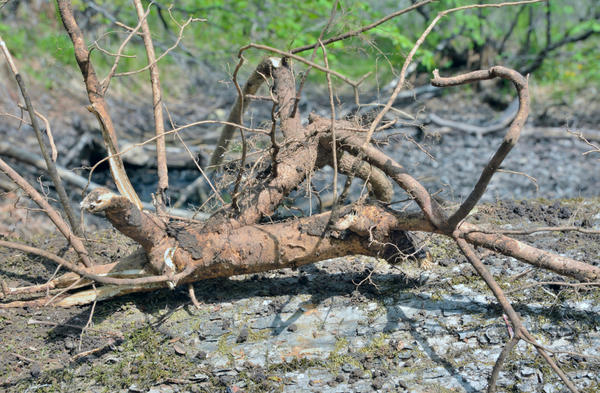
[{"left": 1, "top": 198, "right": 599, "bottom": 392}]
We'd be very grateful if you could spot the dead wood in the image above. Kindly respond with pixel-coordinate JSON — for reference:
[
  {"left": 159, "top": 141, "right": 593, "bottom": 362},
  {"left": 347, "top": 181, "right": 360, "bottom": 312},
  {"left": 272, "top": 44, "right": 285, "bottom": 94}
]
[
  {"left": 56, "top": 0, "right": 143, "bottom": 211},
  {"left": 208, "top": 58, "right": 278, "bottom": 169},
  {"left": 0, "top": 2, "right": 597, "bottom": 391},
  {"left": 0, "top": 142, "right": 207, "bottom": 220},
  {"left": 429, "top": 98, "right": 519, "bottom": 136}
]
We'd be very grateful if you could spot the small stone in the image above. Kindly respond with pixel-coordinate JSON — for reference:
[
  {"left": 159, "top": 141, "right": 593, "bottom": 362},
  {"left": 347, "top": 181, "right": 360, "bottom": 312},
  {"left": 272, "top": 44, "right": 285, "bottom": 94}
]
[
  {"left": 64, "top": 339, "right": 76, "bottom": 351},
  {"left": 253, "top": 370, "right": 266, "bottom": 382},
  {"left": 341, "top": 363, "right": 354, "bottom": 373},
  {"left": 173, "top": 343, "right": 187, "bottom": 356},
  {"left": 191, "top": 373, "right": 209, "bottom": 382},
  {"left": 558, "top": 206, "right": 572, "bottom": 219},
  {"left": 236, "top": 327, "right": 249, "bottom": 343},
  {"left": 350, "top": 369, "right": 363, "bottom": 379},
  {"left": 128, "top": 384, "right": 143, "bottom": 392},
  {"left": 485, "top": 326, "right": 502, "bottom": 345},
  {"left": 30, "top": 363, "right": 42, "bottom": 378},
  {"left": 287, "top": 324, "right": 298, "bottom": 332},
  {"left": 372, "top": 377, "right": 384, "bottom": 390},
  {"left": 397, "top": 350, "right": 413, "bottom": 360},
  {"left": 520, "top": 366, "right": 536, "bottom": 377},
  {"left": 214, "top": 368, "right": 237, "bottom": 376}
]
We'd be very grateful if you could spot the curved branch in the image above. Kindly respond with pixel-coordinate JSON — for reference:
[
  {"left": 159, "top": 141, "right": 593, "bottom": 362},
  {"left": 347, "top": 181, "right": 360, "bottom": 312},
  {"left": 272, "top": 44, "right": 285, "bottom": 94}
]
[
  {"left": 56, "top": 0, "right": 143, "bottom": 211},
  {"left": 335, "top": 151, "right": 393, "bottom": 203},
  {"left": 0, "top": 157, "right": 92, "bottom": 267},
  {"left": 432, "top": 66, "right": 529, "bottom": 229},
  {"left": 290, "top": 0, "right": 434, "bottom": 54},
  {"left": 209, "top": 57, "right": 276, "bottom": 169}
]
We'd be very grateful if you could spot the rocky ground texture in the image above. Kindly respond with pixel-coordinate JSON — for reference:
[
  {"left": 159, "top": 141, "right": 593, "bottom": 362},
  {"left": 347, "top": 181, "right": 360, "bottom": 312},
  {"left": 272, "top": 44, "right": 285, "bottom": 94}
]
[
  {"left": 1, "top": 76, "right": 600, "bottom": 392},
  {"left": 1, "top": 198, "right": 599, "bottom": 393}
]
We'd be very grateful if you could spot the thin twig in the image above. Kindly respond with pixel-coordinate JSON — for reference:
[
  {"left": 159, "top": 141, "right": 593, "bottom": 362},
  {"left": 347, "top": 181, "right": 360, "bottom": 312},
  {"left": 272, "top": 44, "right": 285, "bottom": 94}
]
[
  {"left": 133, "top": 0, "right": 168, "bottom": 210},
  {"left": 319, "top": 39, "right": 338, "bottom": 202},
  {"left": 497, "top": 169, "right": 539, "bottom": 192},
  {"left": 114, "top": 14, "right": 202, "bottom": 77},
  {"left": 100, "top": 1, "right": 153, "bottom": 92},
  {"left": 292, "top": 0, "right": 339, "bottom": 117},
  {"left": 240, "top": 43, "right": 363, "bottom": 88},
  {"left": 231, "top": 54, "right": 248, "bottom": 211},
  {"left": 71, "top": 338, "right": 116, "bottom": 361},
  {"left": 291, "top": 0, "right": 434, "bottom": 54},
  {"left": 16, "top": 104, "right": 58, "bottom": 162},
  {"left": 79, "top": 287, "right": 97, "bottom": 351},
  {"left": 1, "top": 35, "right": 82, "bottom": 236},
  {"left": 0, "top": 159, "right": 92, "bottom": 267},
  {"left": 0, "top": 239, "right": 194, "bottom": 286},
  {"left": 163, "top": 105, "right": 226, "bottom": 205}
]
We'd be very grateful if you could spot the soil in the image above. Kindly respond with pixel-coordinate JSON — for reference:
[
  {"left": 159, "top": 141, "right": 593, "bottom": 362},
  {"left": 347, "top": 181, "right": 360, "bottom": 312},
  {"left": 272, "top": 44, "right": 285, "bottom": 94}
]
[
  {"left": 1, "top": 198, "right": 599, "bottom": 393},
  {"left": 1, "top": 70, "right": 600, "bottom": 392}
]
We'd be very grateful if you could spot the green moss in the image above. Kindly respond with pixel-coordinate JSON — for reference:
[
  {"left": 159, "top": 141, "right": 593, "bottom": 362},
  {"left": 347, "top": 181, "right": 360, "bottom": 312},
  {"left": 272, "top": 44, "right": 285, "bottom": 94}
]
[
  {"left": 428, "top": 235, "right": 461, "bottom": 261},
  {"left": 248, "top": 328, "right": 270, "bottom": 342},
  {"left": 326, "top": 337, "right": 359, "bottom": 372},
  {"left": 215, "top": 331, "right": 236, "bottom": 365},
  {"left": 268, "top": 357, "right": 323, "bottom": 373},
  {"left": 88, "top": 326, "right": 195, "bottom": 391}
]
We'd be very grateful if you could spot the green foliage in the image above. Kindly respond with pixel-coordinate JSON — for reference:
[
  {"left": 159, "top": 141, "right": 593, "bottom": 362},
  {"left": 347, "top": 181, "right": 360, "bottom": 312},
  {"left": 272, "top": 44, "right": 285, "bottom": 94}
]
[{"left": 1, "top": 0, "right": 597, "bottom": 93}]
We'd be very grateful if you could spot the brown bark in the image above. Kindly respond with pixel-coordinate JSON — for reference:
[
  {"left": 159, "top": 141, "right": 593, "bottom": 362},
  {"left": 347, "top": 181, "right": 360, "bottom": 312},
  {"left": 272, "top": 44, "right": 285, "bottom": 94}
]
[
  {"left": 133, "top": 0, "right": 168, "bottom": 204},
  {"left": 55, "top": 0, "right": 143, "bottom": 211},
  {"left": 3, "top": 3, "right": 592, "bottom": 390},
  {"left": 209, "top": 58, "right": 278, "bottom": 169}
]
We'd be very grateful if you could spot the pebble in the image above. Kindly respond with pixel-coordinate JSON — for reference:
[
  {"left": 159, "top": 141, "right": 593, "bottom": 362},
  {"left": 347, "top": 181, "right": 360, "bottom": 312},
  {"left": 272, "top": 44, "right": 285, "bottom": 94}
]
[{"left": 30, "top": 363, "right": 41, "bottom": 378}]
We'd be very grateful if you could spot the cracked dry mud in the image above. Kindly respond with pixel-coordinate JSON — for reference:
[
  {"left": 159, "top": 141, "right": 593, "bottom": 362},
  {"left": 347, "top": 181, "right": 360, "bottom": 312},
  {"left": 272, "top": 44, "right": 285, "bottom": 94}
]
[{"left": 1, "top": 198, "right": 599, "bottom": 393}]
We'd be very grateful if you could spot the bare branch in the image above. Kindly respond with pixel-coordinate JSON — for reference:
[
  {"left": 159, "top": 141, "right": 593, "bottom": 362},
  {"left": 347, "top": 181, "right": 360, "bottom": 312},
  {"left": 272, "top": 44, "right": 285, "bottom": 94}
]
[
  {"left": 1, "top": 35, "right": 82, "bottom": 235},
  {"left": 133, "top": 0, "right": 168, "bottom": 209},
  {"left": 432, "top": 66, "right": 529, "bottom": 229},
  {"left": 0, "top": 159, "right": 92, "bottom": 267},
  {"left": 56, "top": 0, "right": 143, "bottom": 211},
  {"left": 291, "top": 0, "right": 435, "bottom": 54}
]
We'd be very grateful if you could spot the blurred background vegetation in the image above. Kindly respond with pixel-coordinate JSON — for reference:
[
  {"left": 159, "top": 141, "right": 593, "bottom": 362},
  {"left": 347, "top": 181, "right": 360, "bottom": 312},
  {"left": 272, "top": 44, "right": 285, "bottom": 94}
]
[{"left": 0, "top": 0, "right": 598, "bottom": 100}]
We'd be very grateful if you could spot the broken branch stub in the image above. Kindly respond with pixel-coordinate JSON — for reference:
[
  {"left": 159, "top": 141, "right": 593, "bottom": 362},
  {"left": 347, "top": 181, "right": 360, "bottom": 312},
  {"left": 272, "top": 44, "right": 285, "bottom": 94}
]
[{"left": 209, "top": 57, "right": 282, "bottom": 170}]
